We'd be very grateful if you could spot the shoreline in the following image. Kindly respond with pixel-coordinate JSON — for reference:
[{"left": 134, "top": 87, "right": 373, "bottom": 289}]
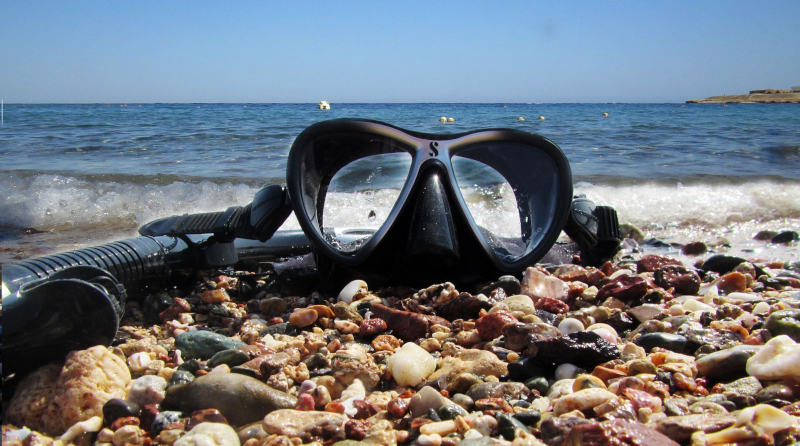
[{"left": 687, "top": 92, "right": 800, "bottom": 104}]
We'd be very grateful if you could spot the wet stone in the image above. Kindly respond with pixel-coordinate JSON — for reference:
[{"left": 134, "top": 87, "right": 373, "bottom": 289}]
[
  {"left": 654, "top": 265, "right": 701, "bottom": 295},
  {"left": 635, "top": 332, "right": 688, "bottom": 354},
  {"left": 528, "top": 331, "right": 620, "bottom": 369},
  {"left": 756, "top": 384, "right": 795, "bottom": 403},
  {"left": 507, "top": 356, "right": 547, "bottom": 381},
  {"left": 765, "top": 308, "right": 800, "bottom": 342},
  {"left": 483, "top": 275, "right": 522, "bottom": 296},
  {"left": 150, "top": 410, "right": 183, "bottom": 434},
  {"left": 466, "top": 382, "right": 530, "bottom": 401},
  {"left": 162, "top": 371, "right": 297, "bottom": 426},
  {"left": 102, "top": 398, "right": 141, "bottom": 425},
  {"left": 435, "top": 292, "right": 492, "bottom": 320},
  {"left": 682, "top": 241, "right": 708, "bottom": 256},
  {"left": 525, "top": 376, "right": 550, "bottom": 395},
  {"left": 701, "top": 254, "right": 746, "bottom": 275},
  {"left": 513, "top": 410, "right": 541, "bottom": 426},
  {"left": 696, "top": 344, "right": 762, "bottom": 379},
  {"left": 771, "top": 230, "right": 799, "bottom": 244},
  {"left": 597, "top": 275, "right": 648, "bottom": 302},
  {"left": 437, "top": 404, "right": 467, "bottom": 420},
  {"left": 496, "top": 413, "right": 530, "bottom": 440},
  {"left": 207, "top": 348, "right": 250, "bottom": 368},
  {"left": 175, "top": 330, "right": 246, "bottom": 360},
  {"left": 638, "top": 254, "right": 684, "bottom": 273},
  {"left": 169, "top": 370, "right": 195, "bottom": 388}
]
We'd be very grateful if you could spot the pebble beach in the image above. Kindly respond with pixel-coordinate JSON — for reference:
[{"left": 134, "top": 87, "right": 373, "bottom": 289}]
[{"left": 3, "top": 228, "right": 800, "bottom": 446}]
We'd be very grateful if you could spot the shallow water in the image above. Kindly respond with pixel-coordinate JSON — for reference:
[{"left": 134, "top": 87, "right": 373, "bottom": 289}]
[{"left": 1, "top": 103, "right": 799, "bottom": 264}]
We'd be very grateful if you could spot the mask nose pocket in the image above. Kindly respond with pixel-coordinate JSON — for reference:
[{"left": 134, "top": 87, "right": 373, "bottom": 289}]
[{"left": 406, "top": 172, "right": 459, "bottom": 264}]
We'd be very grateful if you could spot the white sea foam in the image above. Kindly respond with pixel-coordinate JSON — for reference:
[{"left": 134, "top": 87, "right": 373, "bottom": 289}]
[{"left": 1, "top": 173, "right": 798, "bottom": 263}]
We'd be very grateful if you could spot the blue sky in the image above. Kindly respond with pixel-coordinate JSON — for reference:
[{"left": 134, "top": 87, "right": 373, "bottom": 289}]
[{"left": 2, "top": 1, "right": 799, "bottom": 103}]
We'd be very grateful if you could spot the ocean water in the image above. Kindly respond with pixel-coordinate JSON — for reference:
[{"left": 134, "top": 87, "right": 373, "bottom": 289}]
[{"left": 1, "top": 103, "right": 799, "bottom": 264}]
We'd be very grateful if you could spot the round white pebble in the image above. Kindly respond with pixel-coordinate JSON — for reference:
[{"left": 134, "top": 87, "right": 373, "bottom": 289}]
[{"left": 558, "top": 318, "right": 584, "bottom": 335}]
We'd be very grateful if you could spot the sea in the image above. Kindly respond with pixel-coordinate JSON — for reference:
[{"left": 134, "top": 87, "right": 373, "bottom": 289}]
[{"left": 1, "top": 103, "right": 799, "bottom": 266}]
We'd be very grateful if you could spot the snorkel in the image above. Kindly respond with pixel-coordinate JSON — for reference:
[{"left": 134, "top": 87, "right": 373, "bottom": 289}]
[{"left": 1, "top": 118, "right": 621, "bottom": 378}]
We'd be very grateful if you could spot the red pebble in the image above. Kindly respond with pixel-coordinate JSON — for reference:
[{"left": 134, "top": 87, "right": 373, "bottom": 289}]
[
  {"left": 325, "top": 401, "right": 346, "bottom": 413},
  {"left": 110, "top": 416, "right": 140, "bottom": 431},
  {"left": 345, "top": 419, "right": 370, "bottom": 440},
  {"left": 296, "top": 393, "right": 315, "bottom": 411},
  {"left": 359, "top": 318, "right": 388, "bottom": 337},
  {"left": 387, "top": 398, "right": 409, "bottom": 418},
  {"left": 352, "top": 399, "right": 378, "bottom": 419},
  {"left": 476, "top": 310, "right": 518, "bottom": 341},
  {"left": 534, "top": 296, "right": 569, "bottom": 314},
  {"left": 596, "top": 275, "right": 648, "bottom": 302},
  {"left": 186, "top": 408, "right": 227, "bottom": 431}
]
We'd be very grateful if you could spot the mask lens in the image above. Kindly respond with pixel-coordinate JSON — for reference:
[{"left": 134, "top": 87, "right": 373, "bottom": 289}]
[
  {"left": 322, "top": 152, "right": 412, "bottom": 252},
  {"left": 451, "top": 157, "right": 524, "bottom": 255},
  {"left": 452, "top": 141, "right": 565, "bottom": 262}
]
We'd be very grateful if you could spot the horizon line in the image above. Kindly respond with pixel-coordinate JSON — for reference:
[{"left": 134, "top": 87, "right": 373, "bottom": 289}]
[{"left": 2, "top": 101, "right": 697, "bottom": 105}]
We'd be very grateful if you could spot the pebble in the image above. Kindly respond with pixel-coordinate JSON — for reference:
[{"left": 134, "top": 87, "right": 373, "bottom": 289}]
[
  {"left": 162, "top": 371, "right": 297, "bottom": 426},
  {"left": 557, "top": 317, "right": 584, "bottom": 335},
  {"left": 207, "top": 348, "right": 250, "bottom": 368},
  {"left": 174, "top": 422, "right": 240, "bottom": 446},
  {"left": 5, "top": 345, "right": 131, "bottom": 436},
  {"left": 552, "top": 387, "right": 618, "bottom": 416},
  {"left": 635, "top": 332, "right": 688, "bottom": 353},
  {"left": 6, "top": 245, "right": 800, "bottom": 446},
  {"left": 746, "top": 335, "right": 800, "bottom": 381},
  {"left": 102, "top": 398, "right": 141, "bottom": 424},
  {"left": 262, "top": 409, "right": 347, "bottom": 442},
  {"left": 409, "top": 386, "right": 453, "bottom": 417},
  {"left": 756, "top": 383, "right": 794, "bottom": 403},
  {"left": 338, "top": 279, "right": 368, "bottom": 303},
  {"left": 289, "top": 307, "right": 318, "bottom": 327},
  {"left": 520, "top": 267, "right": 568, "bottom": 300},
  {"left": 696, "top": 344, "right": 762, "bottom": 379},
  {"left": 127, "top": 375, "right": 168, "bottom": 407},
  {"left": 175, "top": 330, "right": 246, "bottom": 360},
  {"left": 200, "top": 288, "right": 231, "bottom": 304},
  {"left": 387, "top": 342, "right": 437, "bottom": 387},
  {"left": 765, "top": 308, "right": 800, "bottom": 341}
]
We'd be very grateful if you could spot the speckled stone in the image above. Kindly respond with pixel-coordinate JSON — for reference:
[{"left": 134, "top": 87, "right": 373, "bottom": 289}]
[
  {"left": 175, "top": 330, "right": 246, "bottom": 360},
  {"left": 765, "top": 309, "right": 800, "bottom": 342},
  {"left": 635, "top": 332, "right": 688, "bottom": 353},
  {"left": 696, "top": 344, "right": 762, "bottom": 379},
  {"left": 162, "top": 371, "right": 297, "bottom": 426}
]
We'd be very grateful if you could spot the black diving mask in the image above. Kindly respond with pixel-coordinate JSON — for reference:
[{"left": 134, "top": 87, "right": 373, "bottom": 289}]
[
  {"left": 286, "top": 119, "right": 573, "bottom": 283},
  {"left": 138, "top": 118, "right": 616, "bottom": 285}
]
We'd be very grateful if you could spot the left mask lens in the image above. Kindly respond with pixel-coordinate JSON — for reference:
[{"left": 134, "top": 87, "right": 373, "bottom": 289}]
[
  {"left": 290, "top": 129, "right": 415, "bottom": 258},
  {"left": 322, "top": 152, "right": 412, "bottom": 252}
]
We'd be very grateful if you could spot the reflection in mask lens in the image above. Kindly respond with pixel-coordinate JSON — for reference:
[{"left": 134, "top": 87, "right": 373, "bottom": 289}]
[
  {"left": 452, "top": 156, "right": 524, "bottom": 256},
  {"left": 322, "top": 152, "right": 412, "bottom": 252}
]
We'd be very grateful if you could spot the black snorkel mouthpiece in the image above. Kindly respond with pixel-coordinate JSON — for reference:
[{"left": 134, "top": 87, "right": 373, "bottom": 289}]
[{"left": 2, "top": 266, "right": 125, "bottom": 377}]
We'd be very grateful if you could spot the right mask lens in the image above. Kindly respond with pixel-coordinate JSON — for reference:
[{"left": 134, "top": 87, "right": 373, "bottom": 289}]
[
  {"left": 452, "top": 141, "right": 565, "bottom": 262},
  {"left": 451, "top": 156, "right": 524, "bottom": 254},
  {"left": 322, "top": 152, "right": 412, "bottom": 252}
]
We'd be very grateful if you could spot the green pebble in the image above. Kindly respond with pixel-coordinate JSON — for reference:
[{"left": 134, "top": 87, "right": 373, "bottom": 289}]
[
  {"left": 496, "top": 413, "right": 530, "bottom": 440},
  {"left": 175, "top": 330, "right": 246, "bottom": 359},
  {"left": 765, "top": 309, "right": 800, "bottom": 342},
  {"left": 207, "top": 348, "right": 250, "bottom": 368},
  {"left": 524, "top": 376, "right": 549, "bottom": 395},
  {"left": 438, "top": 403, "right": 468, "bottom": 420}
]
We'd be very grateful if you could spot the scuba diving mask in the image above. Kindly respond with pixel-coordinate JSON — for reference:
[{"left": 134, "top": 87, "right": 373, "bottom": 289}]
[
  {"left": 286, "top": 119, "right": 574, "bottom": 284},
  {"left": 136, "top": 118, "right": 619, "bottom": 286}
]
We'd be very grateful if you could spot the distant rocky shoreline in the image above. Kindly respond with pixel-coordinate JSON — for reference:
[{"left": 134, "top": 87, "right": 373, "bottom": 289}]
[{"left": 687, "top": 88, "right": 800, "bottom": 103}]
